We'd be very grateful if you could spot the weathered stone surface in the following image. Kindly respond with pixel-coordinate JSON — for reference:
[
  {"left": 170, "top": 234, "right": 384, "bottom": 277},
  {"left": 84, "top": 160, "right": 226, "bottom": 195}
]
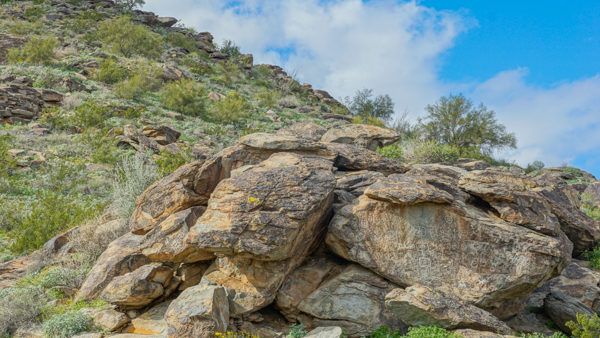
[
  {"left": 335, "top": 171, "right": 384, "bottom": 197},
  {"left": 295, "top": 265, "right": 403, "bottom": 336},
  {"left": 89, "top": 308, "right": 130, "bottom": 331},
  {"left": 544, "top": 291, "right": 594, "bottom": 333},
  {"left": 77, "top": 233, "right": 149, "bottom": 301},
  {"left": 177, "top": 262, "right": 210, "bottom": 291},
  {"left": 276, "top": 122, "right": 328, "bottom": 142},
  {"left": 0, "top": 82, "right": 62, "bottom": 123},
  {"left": 140, "top": 207, "right": 208, "bottom": 263},
  {"left": 305, "top": 326, "right": 344, "bottom": 338},
  {"left": 142, "top": 125, "right": 181, "bottom": 145},
  {"left": 584, "top": 182, "right": 600, "bottom": 207},
  {"left": 239, "top": 133, "right": 332, "bottom": 156},
  {"left": 165, "top": 285, "right": 229, "bottom": 338},
  {"left": 321, "top": 124, "right": 400, "bottom": 150},
  {"left": 100, "top": 263, "right": 174, "bottom": 309},
  {"left": 276, "top": 257, "right": 343, "bottom": 321},
  {"left": 130, "top": 161, "right": 205, "bottom": 234},
  {"left": 187, "top": 152, "right": 335, "bottom": 260},
  {"left": 534, "top": 174, "right": 600, "bottom": 254},
  {"left": 385, "top": 285, "right": 512, "bottom": 334},
  {"left": 129, "top": 301, "right": 170, "bottom": 335},
  {"left": 326, "top": 173, "right": 572, "bottom": 319},
  {"left": 459, "top": 169, "right": 561, "bottom": 236},
  {"left": 452, "top": 329, "right": 517, "bottom": 338},
  {"left": 326, "top": 143, "right": 408, "bottom": 174}
]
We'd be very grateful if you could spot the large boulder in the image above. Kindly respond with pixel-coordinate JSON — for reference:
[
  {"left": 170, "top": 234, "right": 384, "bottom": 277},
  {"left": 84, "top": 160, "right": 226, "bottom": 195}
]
[
  {"left": 186, "top": 152, "right": 336, "bottom": 315},
  {"left": 100, "top": 263, "right": 175, "bottom": 309},
  {"left": 187, "top": 152, "right": 335, "bottom": 259},
  {"left": 77, "top": 233, "right": 149, "bottom": 301},
  {"left": 326, "top": 173, "right": 572, "bottom": 319},
  {"left": 276, "top": 122, "right": 328, "bottom": 142},
  {"left": 385, "top": 285, "right": 512, "bottom": 334},
  {"left": 292, "top": 264, "right": 403, "bottom": 336},
  {"left": 165, "top": 285, "right": 229, "bottom": 338},
  {"left": 320, "top": 124, "right": 400, "bottom": 150}
]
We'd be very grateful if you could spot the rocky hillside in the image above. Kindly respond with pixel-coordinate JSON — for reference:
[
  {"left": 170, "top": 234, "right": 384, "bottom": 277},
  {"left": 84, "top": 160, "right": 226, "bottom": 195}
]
[{"left": 1, "top": 1, "right": 600, "bottom": 338}]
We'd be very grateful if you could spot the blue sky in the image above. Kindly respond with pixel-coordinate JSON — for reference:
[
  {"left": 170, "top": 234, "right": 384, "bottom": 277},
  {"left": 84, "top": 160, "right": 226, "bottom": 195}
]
[{"left": 145, "top": 0, "right": 600, "bottom": 176}]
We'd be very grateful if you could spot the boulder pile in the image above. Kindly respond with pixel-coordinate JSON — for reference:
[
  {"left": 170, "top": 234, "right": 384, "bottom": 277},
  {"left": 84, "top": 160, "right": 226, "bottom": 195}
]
[{"left": 75, "top": 122, "right": 600, "bottom": 337}]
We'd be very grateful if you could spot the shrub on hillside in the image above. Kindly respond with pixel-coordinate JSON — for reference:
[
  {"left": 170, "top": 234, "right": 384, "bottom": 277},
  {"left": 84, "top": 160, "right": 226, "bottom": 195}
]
[
  {"left": 401, "top": 326, "right": 460, "bottom": 338},
  {"left": 345, "top": 89, "right": 395, "bottom": 124},
  {"left": 166, "top": 31, "right": 200, "bottom": 53},
  {"left": 352, "top": 115, "right": 387, "bottom": 127},
  {"left": 10, "top": 191, "right": 103, "bottom": 253},
  {"left": 207, "top": 91, "right": 251, "bottom": 124},
  {"left": 114, "top": 62, "right": 163, "bottom": 100},
  {"left": 219, "top": 39, "right": 241, "bottom": 58},
  {"left": 97, "top": 16, "right": 163, "bottom": 59},
  {"left": 111, "top": 153, "right": 159, "bottom": 219},
  {"left": 377, "top": 144, "right": 403, "bottom": 160},
  {"left": 403, "top": 140, "right": 461, "bottom": 164},
  {"left": 287, "top": 323, "right": 307, "bottom": 338},
  {"left": 0, "top": 286, "right": 48, "bottom": 336},
  {"left": 8, "top": 35, "right": 57, "bottom": 65},
  {"left": 254, "top": 87, "right": 280, "bottom": 109},
  {"left": 159, "top": 79, "right": 207, "bottom": 116},
  {"left": 94, "top": 58, "right": 130, "bottom": 84},
  {"left": 42, "top": 311, "right": 92, "bottom": 338},
  {"left": 566, "top": 313, "right": 600, "bottom": 338},
  {"left": 155, "top": 150, "right": 191, "bottom": 176}
]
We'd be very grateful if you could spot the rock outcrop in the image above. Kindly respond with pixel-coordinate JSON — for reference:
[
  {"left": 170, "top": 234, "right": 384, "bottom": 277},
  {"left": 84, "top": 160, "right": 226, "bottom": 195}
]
[
  {"left": 75, "top": 123, "right": 599, "bottom": 337},
  {"left": 0, "top": 78, "right": 63, "bottom": 123}
]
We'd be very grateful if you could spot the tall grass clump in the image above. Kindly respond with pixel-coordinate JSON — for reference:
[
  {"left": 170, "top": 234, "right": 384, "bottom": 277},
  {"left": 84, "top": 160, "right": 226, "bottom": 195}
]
[
  {"left": 7, "top": 35, "right": 57, "bottom": 65},
  {"left": 159, "top": 78, "right": 207, "bottom": 116},
  {"left": 110, "top": 153, "right": 159, "bottom": 219}
]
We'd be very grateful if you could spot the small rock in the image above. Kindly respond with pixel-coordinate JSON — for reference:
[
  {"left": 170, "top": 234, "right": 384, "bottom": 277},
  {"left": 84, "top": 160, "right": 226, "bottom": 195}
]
[
  {"left": 305, "top": 326, "right": 344, "bottom": 338},
  {"left": 90, "top": 308, "right": 130, "bottom": 331}
]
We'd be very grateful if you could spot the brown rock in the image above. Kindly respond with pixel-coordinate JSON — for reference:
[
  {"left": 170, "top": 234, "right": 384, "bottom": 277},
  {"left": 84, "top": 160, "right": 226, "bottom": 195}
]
[
  {"left": 320, "top": 124, "right": 400, "bottom": 150},
  {"left": 165, "top": 285, "right": 229, "bottom": 338},
  {"left": 385, "top": 285, "right": 512, "bottom": 334},
  {"left": 142, "top": 125, "right": 181, "bottom": 145},
  {"left": 100, "top": 263, "right": 174, "bottom": 309}
]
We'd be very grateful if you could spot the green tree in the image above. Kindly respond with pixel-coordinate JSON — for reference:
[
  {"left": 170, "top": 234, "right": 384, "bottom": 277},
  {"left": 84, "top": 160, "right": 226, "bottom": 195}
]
[
  {"left": 345, "top": 89, "right": 395, "bottom": 123},
  {"left": 421, "top": 94, "right": 516, "bottom": 155},
  {"left": 97, "top": 16, "right": 163, "bottom": 59}
]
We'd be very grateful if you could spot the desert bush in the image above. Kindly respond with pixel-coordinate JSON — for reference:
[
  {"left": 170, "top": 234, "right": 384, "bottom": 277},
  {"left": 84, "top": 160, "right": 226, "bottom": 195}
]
[
  {"left": 10, "top": 191, "right": 103, "bottom": 253},
  {"left": 160, "top": 78, "right": 207, "bottom": 116},
  {"left": 6, "top": 19, "right": 44, "bottom": 36},
  {"left": 208, "top": 91, "right": 251, "bottom": 124},
  {"left": 345, "top": 89, "right": 395, "bottom": 124},
  {"left": 352, "top": 115, "right": 387, "bottom": 127},
  {"left": 566, "top": 313, "right": 600, "bottom": 338},
  {"left": 401, "top": 326, "right": 460, "bottom": 338},
  {"left": 166, "top": 31, "right": 199, "bottom": 53},
  {"left": 521, "top": 333, "right": 567, "bottom": 338},
  {"left": 403, "top": 140, "right": 461, "bottom": 164},
  {"left": 220, "top": 39, "right": 241, "bottom": 58},
  {"left": 369, "top": 326, "right": 402, "bottom": 338},
  {"left": 23, "top": 5, "right": 44, "bottom": 21},
  {"left": 94, "top": 58, "right": 130, "bottom": 84},
  {"left": 0, "top": 134, "right": 16, "bottom": 179},
  {"left": 287, "top": 323, "right": 307, "bottom": 338},
  {"left": 0, "top": 286, "right": 48, "bottom": 336},
  {"left": 583, "top": 244, "right": 600, "bottom": 269},
  {"left": 115, "top": 0, "right": 145, "bottom": 11},
  {"left": 115, "top": 62, "right": 163, "bottom": 100},
  {"left": 377, "top": 144, "right": 403, "bottom": 160},
  {"left": 582, "top": 192, "right": 600, "bottom": 221},
  {"left": 8, "top": 35, "right": 57, "bottom": 65},
  {"left": 525, "top": 160, "right": 545, "bottom": 174},
  {"left": 155, "top": 149, "right": 191, "bottom": 176},
  {"left": 42, "top": 311, "right": 92, "bottom": 338},
  {"left": 97, "top": 16, "right": 163, "bottom": 59},
  {"left": 110, "top": 153, "right": 159, "bottom": 219},
  {"left": 254, "top": 87, "right": 280, "bottom": 109}
]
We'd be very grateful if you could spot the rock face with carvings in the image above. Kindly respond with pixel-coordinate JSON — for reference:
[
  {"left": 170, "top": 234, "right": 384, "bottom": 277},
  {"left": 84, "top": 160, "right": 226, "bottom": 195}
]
[{"left": 74, "top": 122, "right": 600, "bottom": 337}]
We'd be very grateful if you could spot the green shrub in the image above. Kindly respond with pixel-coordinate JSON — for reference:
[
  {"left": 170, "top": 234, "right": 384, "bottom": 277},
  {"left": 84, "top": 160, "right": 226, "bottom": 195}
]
[
  {"left": 352, "top": 115, "right": 387, "bottom": 127},
  {"left": 581, "top": 192, "right": 600, "bottom": 221},
  {"left": 166, "top": 31, "right": 199, "bottom": 53},
  {"left": 406, "top": 140, "right": 461, "bottom": 164},
  {"left": 566, "top": 313, "right": 600, "bottom": 338},
  {"left": 94, "top": 58, "right": 130, "bottom": 84},
  {"left": 521, "top": 333, "right": 568, "bottom": 338},
  {"left": 8, "top": 35, "right": 57, "bottom": 65},
  {"left": 402, "top": 326, "right": 460, "bottom": 338},
  {"left": 0, "top": 135, "right": 16, "bottom": 178},
  {"left": 42, "top": 311, "right": 92, "bottom": 338},
  {"left": 115, "top": 62, "right": 163, "bottom": 100},
  {"left": 525, "top": 160, "right": 545, "bottom": 174},
  {"left": 287, "top": 323, "right": 307, "bottom": 338},
  {"left": 377, "top": 144, "right": 403, "bottom": 160},
  {"left": 155, "top": 150, "right": 191, "bottom": 176},
  {"left": 220, "top": 39, "right": 241, "bottom": 58},
  {"left": 79, "top": 130, "right": 124, "bottom": 165},
  {"left": 160, "top": 79, "right": 207, "bottom": 116},
  {"left": 10, "top": 191, "right": 103, "bottom": 253},
  {"left": 583, "top": 245, "right": 600, "bottom": 270},
  {"left": 6, "top": 19, "right": 44, "bottom": 36},
  {"left": 254, "top": 88, "right": 280, "bottom": 109},
  {"left": 369, "top": 326, "right": 402, "bottom": 338},
  {"left": 208, "top": 91, "right": 251, "bottom": 124},
  {"left": 97, "top": 16, "right": 164, "bottom": 59},
  {"left": 23, "top": 5, "right": 44, "bottom": 21},
  {"left": 111, "top": 153, "right": 159, "bottom": 219},
  {"left": 0, "top": 286, "right": 48, "bottom": 336}
]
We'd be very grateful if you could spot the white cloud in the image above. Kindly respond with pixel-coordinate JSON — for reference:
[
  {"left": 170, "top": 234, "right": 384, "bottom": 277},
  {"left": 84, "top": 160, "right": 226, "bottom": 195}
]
[{"left": 143, "top": 0, "right": 600, "bottom": 170}]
